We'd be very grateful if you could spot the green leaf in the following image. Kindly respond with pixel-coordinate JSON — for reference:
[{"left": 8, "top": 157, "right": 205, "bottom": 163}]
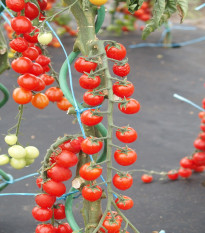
[
  {"left": 127, "top": 0, "right": 144, "bottom": 13},
  {"left": 166, "top": 0, "right": 177, "bottom": 14},
  {"left": 176, "top": 0, "right": 188, "bottom": 22}
]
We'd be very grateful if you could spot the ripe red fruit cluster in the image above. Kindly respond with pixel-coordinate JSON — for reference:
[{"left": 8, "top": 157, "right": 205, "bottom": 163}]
[
  {"left": 6, "top": 0, "right": 72, "bottom": 111},
  {"left": 33, "top": 136, "right": 83, "bottom": 232}
]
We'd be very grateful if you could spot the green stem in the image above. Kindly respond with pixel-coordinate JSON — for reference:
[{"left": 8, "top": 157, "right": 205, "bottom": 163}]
[{"left": 15, "top": 105, "right": 24, "bottom": 138}]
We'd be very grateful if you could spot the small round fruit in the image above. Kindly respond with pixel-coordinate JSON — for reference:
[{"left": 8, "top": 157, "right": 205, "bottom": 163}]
[
  {"left": 0, "top": 154, "right": 10, "bottom": 165},
  {"left": 25, "top": 146, "right": 39, "bottom": 159},
  {"left": 141, "top": 174, "right": 153, "bottom": 183},
  {"left": 8, "top": 145, "right": 26, "bottom": 159},
  {"left": 10, "top": 158, "right": 26, "bottom": 169},
  {"left": 4, "top": 134, "right": 18, "bottom": 145},
  {"left": 25, "top": 158, "right": 35, "bottom": 166},
  {"left": 38, "top": 32, "right": 53, "bottom": 45},
  {"left": 89, "top": 0, "right": 108, "bottom": 6}
]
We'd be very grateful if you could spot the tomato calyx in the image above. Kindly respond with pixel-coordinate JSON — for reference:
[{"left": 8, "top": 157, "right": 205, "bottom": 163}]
[
  {"left": 116, "top": 171, "right": 130, "bottom": 179},
  {"left": 113, "top": 58, "right": 128, "bottom": 66},
  {"left": 87, "top": 161, "right": 102, "bottom": 171},
  {"left": 116, "top": 125, "right": 132, "bottom": 134},
  {"left": 85, "top": 136, "right": 102, "bottom": 145},
  {"left": 116, "top": 145, "right": 132, "bottom": 155},
  {"left": 114, "top": 79, "right": 132, "bottom": 87},
  {"left": 106, "top": 42, "right": 122, "bottom": 51}
]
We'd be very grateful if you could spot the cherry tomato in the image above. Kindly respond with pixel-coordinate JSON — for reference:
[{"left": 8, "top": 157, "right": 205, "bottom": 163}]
[
  {"left": 167, "top": 170, "right": 179, "bottom": 180},
  {"left": 31, "top": 93, "right": 49, "bottom": 109},
  {"left": 200, "top": 124, "right": 205, "bottom": 132},
  {"left": 43, "top": 180, "right": 66, "bottom": 197},
  {"left": 38, "top": 32, "right": 53, "bottom": 45},
  {"left": 113, "top": 173, "right": 133, "bottom": 190},
  {"left": 193, "top": 166, "right": 205, "bottom": 173},
  {"left": 17, "top": 73, "right": 39, "bottom": 91},
  {"left": 81, "top": 109, "right": 103, "bottom": 126},
  {"left": 198, "top": 112, "right": 205, "bottom": 119},
  {"left": 74, "top": 57, "right": 97, "bottom": 73},
  {"left": 82, "top": 185, "right": 102, "bottom": 202},
  {"left": 35, "top": 224, "right": 55, "bottom": 233},
  {"left": 193, "top": 152, "right": 205, "bottom": 166},
  {"left": 34, "top": 78, "right": 46, "bottom": 91},
  {"left": 9, "top": 37, "right": 28, "bottom": 52},
  {"left": 79, "top": 162, "right": 102, "bottom": 180},
  {"left": 54, "top": 204, "right": 66, "bottom": 220},
  {"left": 56, "top": 150, "right": 78, "bottom": 167},
  {"left": 45, "top": 87, "right": 63, "bottom": 102},
  {"left": 178, "top": 167, "right": 192, "bottom": 178},
  {"left": 11, "top": 57, "right": 33, "bottom": 74},
  {"left": 198, "top": 132, "right": 205, "bottom": 140},
  {"left": 54, "top": 223, "right": 72, "bottom": 233},
  {"left": 134, "top": 9, "right": 145, "bottom": 18},
  {"left": 102, "top": 219, "right": 121, "bottom": 233},
  {"left": 118, "top": 98, "right": 140, "bottom": 114},
  {"left": 105, "top": 211, "right": 123, "bottom": 223},
  {"left": 81, "top": 137, "right": 103, "bottom": 154},
  {"left": 24, "top": 26, "right": 40, "bottom": 43},
  {"left": 6, "top": 0, "right": 25, "bottom": 12},
  {"left": 36, "top": 177, "right": 43, "bottom": 189},
  {"left": 32, "top": 206, "right": 53, "bottom": 221},
  {"left": 42, "top": 65, "right": 50, "bottom": 72},
  {"left": 10, "top": 158, "right": 26, "bottom": 169},
  {"left": 115, "top": 195, "right": 134, "bottom": 210},
  {"left": 105, "top": 43, "right": 126, "bottom": 60},
  {"left": 113, "top": 81, "right": 134, "bottom": 98},
  {"left": 113, "top": 63, "right": 130, "bottom": 77},
  {"left": 194, "top": 138, "right": 205, "bottom": 151},
  {"left": 40, "top": 74, "right": 55, "bottom": 85},
  {"left": 141, "top": 174, "right": 153, "bottom": 183},
  {"left": 22, "top": 47, "right": 39, "bottom": 60},
  {"left": 139, "top": 14, "right": 151, "bottom": 21},
  {"left": 35, "top": 194, "right": 56, "bottom": 208},
  {"left": 13, "top": 87, "right": 32, "bottom": 104},
  {"left": 114, "top": 147, "right": 137, "bottom": 166},
  {"left": 89, "top": 0, "right": 108, "bottom": 6},
  {"left": 36, "top": 55, "right": 51, "bottom": 66},
  {"left": 0, "top": 154, "right": 10, "bottom": 166},
  {"left": 11, "top": 16, "right": 32, "bottom": 34},
  {"left": 69, "top": 137, "right": 84, "bottom": 153},
  {"left": 47, "top": 165, "right": 72, "bottom": 182},
  {"left": 25, "top": 2, "right": 39, "bottom": 20},
  {"left": 30, "top": 63, "right": 44, "bottom": 76},
  {"left": 57, "top": 97, "right": 72, "bottom": 111},
  {"left": 116, "top": 126, "right": 137, "bottom": 143},
  {"left": 4, "top": 134, "right": 18, "bottom": 145},
  {"left": 38, "top": 0, "right": 48, "bottom": 10},
  {"left": 83, "top": 90, "right": 104, "bottom": 106},
  {"left": 79, "top": 74, "right": 101, "bottom": 89}
]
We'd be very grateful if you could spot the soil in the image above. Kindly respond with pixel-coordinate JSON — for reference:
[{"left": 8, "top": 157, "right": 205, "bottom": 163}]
[{"left": 0, "top": 25, "right": 205, "bottom": 233}]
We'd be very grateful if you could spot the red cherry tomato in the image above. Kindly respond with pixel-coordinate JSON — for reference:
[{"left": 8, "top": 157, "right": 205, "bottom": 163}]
[
  {"left": 43, "top": 180, "right": 66, "bottom": 197},
  {"left": 45, "top": 87, "right": 63, "bottom": 102},
  {"left": 81, "top": 137, "right": 103, "bottom": 154},
  {"left": 79, "top": 74, "right": 101, "bottom": 89},
  {"left": 6, "top": 0, "right": 25, "bottom": 12},
  {"left": 194, "top": 138, "right": 205, "bottom": 151},
  {"left": 11, "top": 57, "right": 33, "bottom": 74},
  {"left": 34, "top": 78, "right": 46, "bottom": 91},
  {"left": 32, "top": 206, "right": 53, "bottom": 221},
  {"left": 36, "top": 177, "right": 43, "bottom": 189},
  {"left": 178, "top": 167, "right": 192, "bottom": 178},
  {"left": 56, "top": 150, "right": 78, "bottom": 168},
  {"left": 24, "top": 26, "right": 40, "bottom": 43},
  {"left": 193, "top": 152, "right": 205, "bottom": 166},
  {"left": 40, "top": 74, "right": 55, "bottom": 85},
  {"left": 115, "top": 195, "right": 134, "bottom": 210},
  {"left": 54, "top": 204, "right": 66, "bottom": 220},
  {"left": 113, "top": 81, "right": 134, "bottom": 98},
  {"left": 113, "top": 63, "right": 130, "bottom": 77},
  {"left": 82, "top": 185, "right": 102, "bottom": 202},
  {"left": 114, "top": 147, "right": 137, "bottom": 166},
  {"left": 38, "top": 0, "right": 47, "bottom": 11},
  {"left": 31, "top": 93, "right": 49, "bottom": 109},
  {"left": 141, "top": 174, "right": 153, "bottom": 183},
  {"left": 13, "top": 87, "right": 32, "bottom": 104},
  {"left": 57, "top": 97, "right": 72, "bottom": 111},
  {"left": 74, "top": 57, "right": 97, "bottom": 73},
  {"left": 83, "top": 90, "right": 104, "bottom": 106},
  {"left": 81, "top": 109, "right": 103, "bottom": 126},
  {"left": 9, "top": 37, "right": 28, "bottom": 52},
  {"left": 167, "top": 170, "right": 179, "bottom": 180},
  {"left": 35, "top": 224, "right": 55, "bottom": 233},
  {"left": 25, "top": 2, "right": 39, "bottom": 20},
  {"left": 22, "top": 47, "right": 39, "bottom": 60},
  {"left": 36, "top": 55, "right": 51, "bottom": 66},
  {"left": 113, "top": 173, "right": 133, "bottom": 190},
  {"left": 47, "top": 165, "right": 72, "bottom": 182},
  {"left": 17, "top": 73, "right": 39, "bottom": 91},
  {"left": 105, "top": 43, "right": 126, "bottom": 60},
  {"left": 11, "top": 16, "right": 32, "bottom": 34},
  {"left": 35, "top": 194, "right": 56, "bottom": 208},
  {"left": 30, "top": 63, "right": 44, "bottom": 76},
  {"left": 116, "top": 126, "right": 137, "bottom": 143},
  {"left": 118, "top": 98, "right": 140, "bottom": 114},
  {"left": 79, "top": 162, "right": 102, "bottom": 181}
]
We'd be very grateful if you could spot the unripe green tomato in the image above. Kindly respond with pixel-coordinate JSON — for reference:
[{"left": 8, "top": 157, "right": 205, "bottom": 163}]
[
  {"left": 4, "top": 134, "right": 18, "bottom": 145},
  {"left": 37, "top": 32, "right": 53, "bottom": 45},
  {"left": 10, "top": 158, "right": 26, "bottom": 169},
  {"left": 25, "top": 158, "right": 35, "bottom": 166},
  {"left": 0, "top": 154, "right": 10, "bottom": 165},
  {"left": 8, "top": 145, "right": 26, "bottom": 159},
  {"left": 25, "top": 146, "right": 39, "bottom": 159}
]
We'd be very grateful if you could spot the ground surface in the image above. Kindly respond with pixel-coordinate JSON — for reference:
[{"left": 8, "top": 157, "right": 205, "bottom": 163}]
[{"left": 0, "top": 25, "right": 205, "bottom": 233}]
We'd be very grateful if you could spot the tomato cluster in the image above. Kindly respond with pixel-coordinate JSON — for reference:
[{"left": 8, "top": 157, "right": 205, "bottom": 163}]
[
  {"left": 33, "top": 136, "right": 83, "bottom": 232},
  {"left": 6, "top": 0, "right": 72, "bottom": 112},
  {"left": 0, "top": 134, "right": 39, "bottom": 169}
]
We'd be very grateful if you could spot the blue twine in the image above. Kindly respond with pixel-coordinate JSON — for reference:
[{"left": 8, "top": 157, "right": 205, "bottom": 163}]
[
  {"left": 0, "top": 12, "right": 11, "bottom": 25},
  {"left": 78, "top": 105, "right": 102, "bottom": 113},
  {"left": 0, "top": 1, "right": 14, "bottom": 17},
  {"left": 195, "top": 3, "right": 205, "bottom": 10},
  {"left": 5, "top": 172, "right": 39, "bottom": 184},
  {"left": 173, "top": 94, "right": 205, "bottom": 112}
]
